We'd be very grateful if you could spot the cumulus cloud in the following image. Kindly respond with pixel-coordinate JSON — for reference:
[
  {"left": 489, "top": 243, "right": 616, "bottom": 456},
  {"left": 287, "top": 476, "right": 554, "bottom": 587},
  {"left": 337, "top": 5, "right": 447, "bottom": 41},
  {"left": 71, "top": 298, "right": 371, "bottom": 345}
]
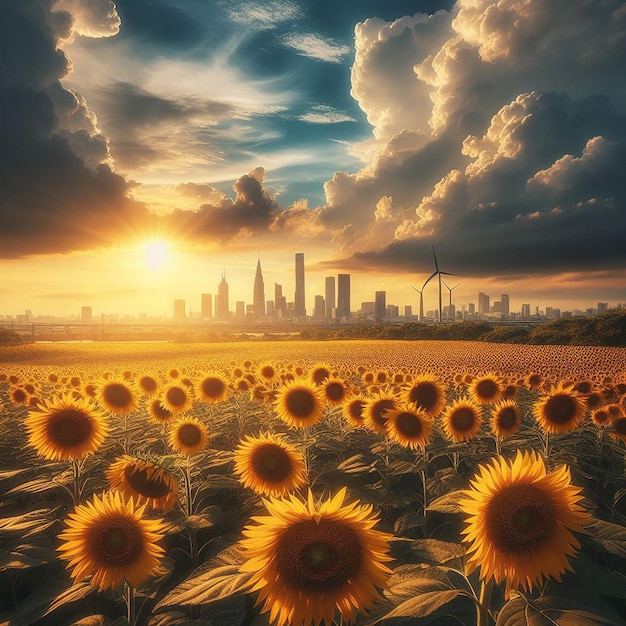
[
  {"left": 280, "top": 33, "right": 351, "bottom": 63},
  {"left": 56, "top": 0, "right": 121, "bottom": 38}
]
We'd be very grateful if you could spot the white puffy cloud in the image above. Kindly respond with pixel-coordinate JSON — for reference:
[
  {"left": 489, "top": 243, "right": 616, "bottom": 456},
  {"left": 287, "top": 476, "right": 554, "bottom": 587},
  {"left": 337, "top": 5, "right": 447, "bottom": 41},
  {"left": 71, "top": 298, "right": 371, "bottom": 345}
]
[
  {"left": 279, "top": 33, "right": 351, "bottom": 63},
  {"left": 56, "top": 0, "right": 121, "bottom": 38}
]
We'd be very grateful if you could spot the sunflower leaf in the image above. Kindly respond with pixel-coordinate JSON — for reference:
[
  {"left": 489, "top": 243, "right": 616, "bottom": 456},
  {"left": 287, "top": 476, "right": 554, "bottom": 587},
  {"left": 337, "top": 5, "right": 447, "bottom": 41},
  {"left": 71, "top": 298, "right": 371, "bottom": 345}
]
[
  {"left": 426, "top": 489, "right": 464, "bottom": 514},
  {"left": 585, "top": 517, "right": 626, "bottom": 558},
  {"left": 376, "top": 589, "right": 462, "bottom": 621},
  {"left": 406, "top": 538, "right": 466, "bottom": 565}
]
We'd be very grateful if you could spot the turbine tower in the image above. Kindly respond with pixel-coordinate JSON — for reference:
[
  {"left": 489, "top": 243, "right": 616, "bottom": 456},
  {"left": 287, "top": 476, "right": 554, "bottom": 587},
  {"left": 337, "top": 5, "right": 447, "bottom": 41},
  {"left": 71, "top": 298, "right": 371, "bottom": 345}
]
[
  {"left": 441, "top": 279, "right": 463, "bottom": 308},
  {"left": 410, "top": 284, "right": 425, "bottom": 322},
  {"left": 424, "top": 245, "right": 456, "bottom": 323}
]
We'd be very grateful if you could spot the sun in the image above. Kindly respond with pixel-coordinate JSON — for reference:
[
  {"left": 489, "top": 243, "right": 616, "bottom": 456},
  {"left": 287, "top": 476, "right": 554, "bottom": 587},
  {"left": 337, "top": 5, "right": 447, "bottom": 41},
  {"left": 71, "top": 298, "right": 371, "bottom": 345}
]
[{"left": 142, "top": 239, "right": 170, "bottom": 270}]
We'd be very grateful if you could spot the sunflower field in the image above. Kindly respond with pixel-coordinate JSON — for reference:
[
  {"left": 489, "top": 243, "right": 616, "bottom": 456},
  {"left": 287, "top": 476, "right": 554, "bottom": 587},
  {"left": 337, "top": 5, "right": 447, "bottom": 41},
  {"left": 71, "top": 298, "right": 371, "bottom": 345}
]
[{"left": 1, "top": 339, "right": 626, "bottom": 626}]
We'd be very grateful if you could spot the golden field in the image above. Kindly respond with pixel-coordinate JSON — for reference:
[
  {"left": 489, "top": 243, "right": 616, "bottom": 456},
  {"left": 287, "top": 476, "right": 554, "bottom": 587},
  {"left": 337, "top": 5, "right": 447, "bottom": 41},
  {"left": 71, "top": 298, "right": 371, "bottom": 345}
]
[{"left": 1, "top": 339, "right": 625, "bottom": 626}]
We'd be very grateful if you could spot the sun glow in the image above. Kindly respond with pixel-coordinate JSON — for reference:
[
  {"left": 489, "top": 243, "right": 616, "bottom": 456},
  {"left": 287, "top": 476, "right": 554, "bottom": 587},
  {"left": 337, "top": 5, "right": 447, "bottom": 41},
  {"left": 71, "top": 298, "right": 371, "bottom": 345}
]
[{"left": 142, "top": 240, "right": 170, "bottom": 270}]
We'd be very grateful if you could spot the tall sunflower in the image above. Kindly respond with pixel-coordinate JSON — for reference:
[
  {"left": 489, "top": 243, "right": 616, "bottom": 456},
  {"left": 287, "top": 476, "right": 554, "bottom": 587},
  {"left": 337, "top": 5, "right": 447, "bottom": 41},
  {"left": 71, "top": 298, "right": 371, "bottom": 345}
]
[
  {"left": 148, "top": 398, "right": 175, "bottom": 424},
  {"left": 469, "top": 373, "right": 503, "bottom": 405},
  {"left": 137, "top": 374, "right": 160, "bottom": 397},
  {"left": 609, "top": 416, "right": 626, "bottom": 443},
  {"left": 57, "top": 491, "right": 166, "bottom": 591},
  {"left": 106, "top": 456, "right": 178, "bottom": 510},
  {"left": 25, "top": 393, "right": 109, "bottom": 461},
  {"left": 273, "top": 379, "right": 325, "bottom": 428},
  {"left": 403, "top": 374, "right": 447, "bottom": 416},
  {"left": 490, "top": 399, "right": 521, "bottom": 439},
  {"left": 341, "top": 395, "right": 366, "bottom": 428},
  {"left": 442, "top": 397, "right": 482, "bottom": 442},
  {"left": 322, "top": 378, "right": 349, "bottom": 406},
  {"left": 169, "top": 418, "right": 210, "bottom": 455},
  {"left": 159, "top": 383, "right": 193, "bottom": 415},
  {"left": 97, "top": 380, "right": 138, "bottom": 415},
  {"left": 459, "top": 450, "right": 590, "bottom": 595},
  {"left": 363, "top": 392, "right": 397, "bottom": 434},
  {"left": 533, "top": 383, "right": 586, "bottom": 435},
  {"left": 239, "top": 488, "right": 393, "bottom": 626},
  {"left": 386, "top": 404, "right": 434, "bottom": 450},
  {"left": 197, "top": 372, "right": 230, "bottom": 403},
  {"left": 309, "top": 363, "right": 333, "bottom": 385},
  {"left": 233, "top": 432, "right": 307, "bottom": 497}
]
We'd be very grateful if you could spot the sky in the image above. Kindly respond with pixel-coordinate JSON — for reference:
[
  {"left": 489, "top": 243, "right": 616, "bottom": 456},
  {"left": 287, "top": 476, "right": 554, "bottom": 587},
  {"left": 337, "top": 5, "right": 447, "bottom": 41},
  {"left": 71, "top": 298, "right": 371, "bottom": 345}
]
[{"left": 1, "top": 0, "right": 625, "bottom": 319}]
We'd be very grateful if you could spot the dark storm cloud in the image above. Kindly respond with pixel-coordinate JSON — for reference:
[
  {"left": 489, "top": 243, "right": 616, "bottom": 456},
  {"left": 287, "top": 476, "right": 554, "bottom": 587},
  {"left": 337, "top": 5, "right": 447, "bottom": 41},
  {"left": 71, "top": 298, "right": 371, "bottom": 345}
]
[{"left": 0, "top": 0, "right": 151, "bottom": 259}]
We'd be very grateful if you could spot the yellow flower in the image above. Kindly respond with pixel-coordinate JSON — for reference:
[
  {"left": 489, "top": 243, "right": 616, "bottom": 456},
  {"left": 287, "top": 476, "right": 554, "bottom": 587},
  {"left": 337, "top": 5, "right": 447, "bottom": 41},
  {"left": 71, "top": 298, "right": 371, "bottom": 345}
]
[
  {"left": 233, "top": 432, "right": 307, "bottom": 497},
  {"left": 459, "top": 450, "right": 590, "bottom": 595},
  {"left": 533, "top": 383, "right": 586, "bottom": 435},
  {"left": 442, "top": 397, "right": 482, "bottom": 442},
  {"left": 159, "top": 383, "right": 193, "bottom": 415},
  {"left": 137, "top": 374, "right": 160, "bottom": 397},
  {"left": 57, "top": 491, "right": 166, "bottom": 591},
  {"left": 363, "top": 392, "right": 397, "bottom": 434},
  {"left": 322, "top": 377, "right": 349, "bottom": 406},
  {"left": 169, "top": 418, "right": 210, "bottom": 455},
  {"left": 341, "top": 395, "right": 366, "bottom": 428},
  {"left": 197, "top": 372, "right": 230, "bottom": 403},
  {"left": 148, "top": 398, "right": 175, "bottom": 424},
  {"left": 274, "top": 379, "right": 325, "bottom": 429},
  {"left": 97, "top": 380, "right": 138, "bottom": 414},
  {"left": 404, "top": 374, "right": 446, "bottom": 416},
  {"left": 25, "top": 393, "right": 109, "bottom": 461},
  {"left": 386, "top": 404, "right": 434, "bottom": 450},
  {"left": 490, "top": 399, "right": 521, "bottom": 439},
  {"left": 239, "top": 488, "right": 393, "bottom": 626},
  {"left": 469, "top": 373, "right": 503, "bottom": 405}
]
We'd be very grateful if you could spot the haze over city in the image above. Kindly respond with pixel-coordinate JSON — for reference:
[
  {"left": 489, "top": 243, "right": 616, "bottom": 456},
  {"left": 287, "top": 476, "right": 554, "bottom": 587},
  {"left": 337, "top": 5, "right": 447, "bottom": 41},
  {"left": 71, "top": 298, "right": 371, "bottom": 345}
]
[{"left": 1, "top": 0, "right": 625, "bottom": 317}]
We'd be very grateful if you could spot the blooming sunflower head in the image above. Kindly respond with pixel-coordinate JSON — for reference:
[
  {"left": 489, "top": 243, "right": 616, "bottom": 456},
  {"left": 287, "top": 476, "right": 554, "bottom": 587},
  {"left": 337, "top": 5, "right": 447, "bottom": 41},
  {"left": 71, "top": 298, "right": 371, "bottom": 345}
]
[
  {"left": 137, "top": 374, "right": 160, "bottom": 397},
  {"left": 490, "top": 399, "right": 521, "bottom": 439},
  {"left": 341, "top": 395, "right": 366, "bottom": 428},
  {"left": 525, "top": 373, "right": 542, "bottom": 390},
  {"left": 322, "top": 377, "right": 349, "bottom": 406},
  {"left": 97, "top": 379, "right": 139, "bottom": 415},
  {"left": 442, "top": 396, "right": 482, "bottom": 442},
  {"left": 169, "top": 418, "right": 210, "bottom": 455},
  {"left": 57, "top": 490, "right": 166, "bottom": 591},
  {"left": 309, "top": 363, "right": 332, "bottom": 385},
  {"left": 196, "top": 372, "right": 230, "bottom": 403},
  {"left": 9, "top": 386, "right": 30, "bottom": 406},
  {"left": 273, "top": 379, "right": 325, "bottom": 429},
  {"left": 106, "top": 456, "right": 179, "bottom": 510},
  {"left": 386, "top": 404, "right": 434, "bottom": 450},
  {"left": 257, "top": 362, "right": 278, "bottom": 383},
  {"left": 148, "top": 398, "right": 175, "bottom": 424},
  {"left": 533, "top": 383, "right": 586, "bottom": 435},
  {"left": 459, "top": 450, "right": 591, "bottom": 595},
  {"left": 233, "top": 432, "right": 307, "bottom": 497},
  {"left": 239, "top": 488, "right": 393, "bottom": 626},
  {"left": 470, "top": 373, "right": 503, "bottom": 405},
  {"left": 404, "top": 374, "right": 447, "bottom": 416},
  {"left": 363, "top": 393, "right": 397, "bottom": 434},
  {"left": 25, "top": 393, "right": 109, "bottom": 461},
  {"left": 609, "top": 416, "right": 626, "bottom": 443},
  {"left": 159, "top": 383, "right": 193, "bottom": 415}
]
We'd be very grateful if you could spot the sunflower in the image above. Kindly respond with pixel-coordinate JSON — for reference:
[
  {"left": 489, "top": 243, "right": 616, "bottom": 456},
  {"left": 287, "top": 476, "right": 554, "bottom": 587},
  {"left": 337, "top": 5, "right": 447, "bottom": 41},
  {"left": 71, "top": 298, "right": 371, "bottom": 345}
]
[
  {"left": 591, "top": 407, "right": 611, "bottom": 427},
  {"left": 57, "top": 490, "right": 166, "bottom": 591},
  {"left": 404, "top": 374, "right": 447, "bottom": 416},
  {"left": 525, "top": 373, "right": 542, "bottom": 390},
  {"left": 9, "top": 386, "right": 29, "bottom": 406},
  {"left": 533, "top": 383, "right": 586, "bottom": 435},
  {"left": 159, "top": 383, "right": 193, "bottom": 415},
  {"left": 309, "top": 363, "right": 332, "bottom": 385},
  {"left": 257, "top": 363, "right": 279, "bottom": 383},
  {"left": 469, "top": 373, "right": 503, "bottom": 405},
  {"left": 386, "top": 404, "right": 434, "bottom": 450},
  {"left": 459, "top": 450, "right": 590, "bottom": 595},
  {"left": 490, "top": 399, "right": 521, "bottom": 439},
  {"left": 322, "top": 378, "right": 349, "bottom": 406},
  {"left": 106, "top": 456, "right": 178, "bottom": 510},
  {"left": 341, "top": 395, "right": 366, "bottom": 428},
  {"left": 273, "top": 379, "right": 325, "bottom": 429},
  {"left": 233, "top": 432, "right": 307, "bottom": 497},
  {"left": 609, "top": 417, "right": 626, "bottom": 443},
  {"left": 363, "top": 393, "right": 397, "bottom": 434},
  {"left": 169, "top": 418, "right": 210, "bottom": 455},
  {"left": 239, "top": 488, "right": 393, "bottom": 626},
  {"left": 197, "top": 372, "right": 230, "bottom": 403},
  {"left": 442, "top": 397, "right": 482, "bottom": 442},
  {"left": 148, "top": 398, "right": 175, "bottom": 424},
  {"left": 25, "top": 393, "right": 109, "bottom": 461},
  {"left": 137, "top": 374, "right": 160, "bottom": 397},
  {"left": 97, "top": 380, "right": 138, "bottom": 415}
]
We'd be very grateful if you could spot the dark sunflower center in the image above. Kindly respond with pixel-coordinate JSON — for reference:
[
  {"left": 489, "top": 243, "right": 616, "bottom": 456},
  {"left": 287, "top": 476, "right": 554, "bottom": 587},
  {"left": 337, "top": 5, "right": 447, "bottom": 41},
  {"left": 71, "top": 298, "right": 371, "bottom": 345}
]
[
  {"left": 166, "top": 386, "right": 187, "bottom": 407},
  {"left": 286, "top": 389, "right": 316, "bottom": 418},
  {"left": 276, "top": 519, "right": 362, "bottom": 592},
  {"left": 409, "top": 383, "right": 438, "bottom": 411},
  {"left": 84, "top": 384, "right": 96, "bottom": 397},
  {"left": 103, "top": 383, "right": 132, "bottom": 409},
  {"left": 140, "top": 376, "right": 158, "bottom": 393},
  {"left": 70, "top": 377, "right": 81, "bottom": 388},
  {"left": 497, "top": 407, "right": 518, "bottom": 430},
  {"left": 451, "top": 407, "right": 476, "bottom": 432},
  {"left": 312, "top": 368, "right": 330, "bottom": 385},
  {"left": 251, "top": 444, "right": 292, "bottom": 483},
  {"left": 476, "top": 379, "right": 498, "bottom": 400},
  {"left": 124, "top": 466, "right": 173, "bottom": 498},
  {"left": 201, "top": 377, "right": 225, "bottom": 398},
  {"left": 614, "top": 418, "right": 626, "bottom": 435},
  {"left": 485, "top": 484, "right": 556, "bottom": 555},
  {"left": 376, "top": 372, "right": 387, "bottom": 384},
  {"left": 348, "top": 400, "right": 365, "bottom": 423},
  {"left": 593, "top": 410, "right": 609, "bottom": 424},
  {"left": 12, "top": 389, "right": 27, "bottom": 403},
  {"left": 586, "top": 394, "right": 602, "bottom": 408},
  {"left": 544, "top": 394, "right": 576, "bottom": 424},
  {"left": 47, "top": 409, "right": 93, "bottom": 447},
  {"left": 575, "top": 381, "right": 592, "bottom": 394},
  {"left": 151, "top": 400, "right": 172, "bottom": 421},
  {"left": 325, "top": 382, "right": 345, "bottom": 402},
  {"left": 261, "top": 366, "right": 275, "bottom": 379},
  {"left": 90, "top": 517, "right": 144, "bottom": 565},
  {"left": 395, "top": 412, "right": 423, "bottom": 438},
  {"left": 178, "top": 424, "right": 202, "bottom": 447},
  {"left": 528, "top": 374, "right": 541, "bottom": 387},
  {"left": 370, "top": 399, "right": 395, "bottom": 426}
]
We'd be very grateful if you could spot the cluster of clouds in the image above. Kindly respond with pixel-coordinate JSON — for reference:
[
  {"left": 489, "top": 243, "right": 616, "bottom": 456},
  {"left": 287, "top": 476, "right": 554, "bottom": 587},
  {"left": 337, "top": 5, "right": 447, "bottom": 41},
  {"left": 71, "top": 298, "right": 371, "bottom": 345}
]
[{"left": 2, "top": 0, "right": 625, "bottom": 283}]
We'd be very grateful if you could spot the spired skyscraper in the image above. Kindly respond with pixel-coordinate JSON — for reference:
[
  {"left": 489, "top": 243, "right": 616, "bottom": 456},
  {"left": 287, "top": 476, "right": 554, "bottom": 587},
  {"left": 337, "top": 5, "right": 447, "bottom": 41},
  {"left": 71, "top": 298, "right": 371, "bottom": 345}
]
[
  {"left": 253, "top": 256, "right": 265, "bottom": 318},
  {"left": 295, "top": 252, "right": 305, "bottom": 317},
  {"left": 215, "top": 270, "right": 229, "bottom": 320}
]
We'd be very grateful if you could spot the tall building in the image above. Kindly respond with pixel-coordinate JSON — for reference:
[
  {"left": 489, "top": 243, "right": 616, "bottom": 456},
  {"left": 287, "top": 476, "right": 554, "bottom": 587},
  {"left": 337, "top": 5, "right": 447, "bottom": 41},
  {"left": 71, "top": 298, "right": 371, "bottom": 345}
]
[
  {"left": 236, "top": 301, "right": 245, "bottom": 316},
  {"left": 253, "top": 257, "right": 265, "bottom": 318},
  {"left": 325, "top": 276, "right": 335, "bottom": 318},
  {"left": 275, "top": 283, "right": 287, "bottom": 313},
  {"left": 500, "top": 294, "right": 510, "bottom": 318},
  {"left": 173, "top": 299, "right": 186, "bottom": 321},
  {"left": 81, "top": 306, "right": 92, "bottom": 323},
  {"left": 201, "top": 293, "right": 212, "bottom": 319},
  {"left": 478, "top": 292, "right": 490, "bottom": 314},
  {"left": 314, "top": 295, "right": 325, "bottom": 318},
  {"left": 215, "top": 271, "right": 229, "bottom": 320},
  {"left": 295, "top": 253, "right": 306, "bottom": 317},
  {"left": 521, "top": 303, "right": 531, "bottom": 317},
  {"left": 337, "top": 274, "right": 351, "bottom": 320},
  {"left": 404, "top": 305, "right": 412, "bottom": 319},
  {"left": 375, "top": 291, "right": 386, "bottom": 322}
]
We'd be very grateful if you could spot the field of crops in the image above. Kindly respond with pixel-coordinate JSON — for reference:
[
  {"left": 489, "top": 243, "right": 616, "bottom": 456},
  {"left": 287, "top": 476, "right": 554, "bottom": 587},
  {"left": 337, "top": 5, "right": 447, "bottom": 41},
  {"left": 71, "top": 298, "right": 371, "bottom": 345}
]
[{"left": 1, "top": 340, "right": 625, "bottom": 626}]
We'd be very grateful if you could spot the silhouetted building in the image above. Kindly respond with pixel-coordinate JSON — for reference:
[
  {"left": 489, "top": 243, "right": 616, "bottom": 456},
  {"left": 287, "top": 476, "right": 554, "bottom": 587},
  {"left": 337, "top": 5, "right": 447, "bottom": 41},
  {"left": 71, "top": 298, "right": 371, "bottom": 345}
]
[
  {"left": 521, "top": 303, "right": 531, "bottom": 317},
  {"left": 235, "top": 301, "right": 245, "bottom": 317},
  {"left": 386, "top": 305, "right": 399, "bottom": 320},
  {"left": 501, "top": 294, "right": 510, "bottom": 318},
  {"left": 375, "top": 291, "right": 386, "bottom": 322},
  {"left": 325, "top": 276, "right": 335, "bottom": 318},
  {"left": 337, "top": 274, "right": 350, "bottom": 320},
  {"left": 478, "top": 292, "right": 490, "bottom": 314},
  {"left": 295, "top": 253, "right": 306, "bottom": 317},
  {"left": 201, "top": 294, "right": 212, "bottom": 319},
  {"left": 404, "top": 305, "right": 412, "bottom": 319},
  {"left": 360, "top": 302, "right": 375, "bottom": 316},
  {"left": 275, "top": 283, "right": 287, "bottom": 314},
  {"left": 173, "top": 299, "right": 186, "bottom": 321},
  {"left": 81, "top": 306, "right": 92, "bottom": 323},
  {"left": 314, "top": 295, "right": 325, "bottom": 318},
  {"left": 215, "top": 271, "right": 229, "bottom": 320},
  {"left": 253, "top": 257, "right": 265, "bottom": 318}
]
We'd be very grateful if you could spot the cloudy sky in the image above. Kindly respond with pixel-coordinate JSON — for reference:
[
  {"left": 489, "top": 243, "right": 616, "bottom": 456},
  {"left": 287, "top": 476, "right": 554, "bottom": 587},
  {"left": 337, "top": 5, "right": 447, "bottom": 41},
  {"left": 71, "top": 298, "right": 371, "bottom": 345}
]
[{"left": 1, "top": 0, "right": 625, "bottom": 318}]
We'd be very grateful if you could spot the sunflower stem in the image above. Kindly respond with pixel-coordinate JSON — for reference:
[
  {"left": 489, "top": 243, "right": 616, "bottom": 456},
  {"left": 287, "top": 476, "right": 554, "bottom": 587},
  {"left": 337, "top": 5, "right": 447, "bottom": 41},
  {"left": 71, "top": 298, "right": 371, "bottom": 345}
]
[
  {"left": 477, "top": 579, "right": 494, "bottom": 626},
  {"left": 543, "top": 432, "right": 550, "bottom": 463},
  {"left": 125, "top": 581, "right": 136, "bottom": 626},
  {"left": 71, "top": 458, "right": 82, "bottom": 506}
]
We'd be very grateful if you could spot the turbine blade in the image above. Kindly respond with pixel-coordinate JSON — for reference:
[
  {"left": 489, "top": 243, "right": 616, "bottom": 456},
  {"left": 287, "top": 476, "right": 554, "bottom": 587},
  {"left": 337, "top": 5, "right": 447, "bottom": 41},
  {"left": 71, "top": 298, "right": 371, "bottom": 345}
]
[
  {"left": 422, "top": 272, "right": 437, "bottom": 288},
  {"left": 431, "top": 244, "right": 439, "bottom": 271},
  {"left": 439, "top": 271, "right": 456, "bottom": 277},
  {"left": 410, "top": 285, "right": 422, "bottom": 293}
]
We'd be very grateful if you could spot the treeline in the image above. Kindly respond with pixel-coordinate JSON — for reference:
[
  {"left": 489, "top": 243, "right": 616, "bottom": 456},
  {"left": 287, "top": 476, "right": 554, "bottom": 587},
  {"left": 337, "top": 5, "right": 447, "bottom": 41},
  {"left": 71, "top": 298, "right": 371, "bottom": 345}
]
[{"left": 298, "top": 311, "right": 626, "bottom": 347}]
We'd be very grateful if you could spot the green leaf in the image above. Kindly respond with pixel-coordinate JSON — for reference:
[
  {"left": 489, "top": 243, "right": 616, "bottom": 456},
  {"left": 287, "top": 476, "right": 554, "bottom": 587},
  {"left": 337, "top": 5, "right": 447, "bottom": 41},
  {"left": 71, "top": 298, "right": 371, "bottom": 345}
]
[
  {"left": 406, "top": 538, "right": 466, "bottom": 565},
  {"left": 393, "top": 511, "right": 426, "bottom": 535},
  {"left": 385, "top": 564, "right": 454, "bottom": 604},
  {"left": 202, "top": 474, "right": 242, "bottom": 489},
  {"left": 43, "top": 581, "right": 97, "bottom": 617},
  {"left": 69, "top": 616, "right": 108, "bottom": 626},
  {"left": 377, "top": 590, "right": 461, "bottom": 621},
  {"left": 337, "top": 454, "right": 371, "bottom": 474},
  {"left": 426, "top": 489, "right": 464, "bottom": 514},
  {"left": 585, "top": 518, "right": 626, "bottom": 558},
  {"left": 0, "top": 510, "right": 56, "bottom": 535}
]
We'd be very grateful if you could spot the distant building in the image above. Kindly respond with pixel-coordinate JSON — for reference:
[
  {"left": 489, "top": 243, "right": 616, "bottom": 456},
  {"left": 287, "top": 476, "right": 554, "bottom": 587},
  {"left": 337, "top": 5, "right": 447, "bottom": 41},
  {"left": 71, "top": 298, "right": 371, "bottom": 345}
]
[
  {"left": 295, "top": 253, "right": 305, "bottom": 317},
  {"left": 235, "top": 301, "right": 245, "bottom": 317},
  {"left": 337, "top": 274, "right": 351, "bottom": 320},
  {"left": 386, "top": 305, "right": 399, "bottom": 320},
  {"left": 478, "top": 292, "right": 490, "bottom": 314},
  {"left": 375, "top": 291, "right": 386, "bottom": 322},
  {"left": 314, "top": 295, "right": 325, "bottom": 318},
  {"left": 266, "top": 300, "right": 275, "bottom": 317},
  {"left": 404, "top": 305, "right": 412, "bottom": 319},
  {"left": 325, "top": 276, "right": 335, "bottom": 319},
  {"left": 360, "top": 302, "right": 375, "bottom": 316},
  {"left": 81, "top": 306, "right": 93, "bottom": 323},
  {"left": 521, "top": 303, "right": 531, "bottom": 317},
  {"left": 275, "top": 283, "right": 287, "bottom": 313},
  {"left": 173, "top": 299, "right": 186, "bottom": 321},
  {"left": 501, "top": 294, "right": 510, "bottom": 318},
  {"left": 597, "top": 302, "right": 608, "bottom": 313},
  {"left": 201, "top": 293, "right": 212, "bottom": 319},
  {"left": 468, "top": 303, "right": 475, "bottom": 315},
  {"left": 253, "top": 257, "right": 265, "bottom": 318},
  {"left": 215, "top": 272, "right": 229, "bottom": 320}
]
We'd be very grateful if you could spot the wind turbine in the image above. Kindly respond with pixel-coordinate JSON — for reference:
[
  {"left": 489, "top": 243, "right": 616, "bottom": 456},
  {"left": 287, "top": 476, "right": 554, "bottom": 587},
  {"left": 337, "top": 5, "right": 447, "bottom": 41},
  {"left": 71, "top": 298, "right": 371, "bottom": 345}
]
[
  {"left": 441, "top": 279, "right": 463, "bottom": 309},
  {"left": 410, "top": 284, "right": 426, "bottom": 322},
  {"left": 425, "top": 245, "right": 456, "bottom": 323}
]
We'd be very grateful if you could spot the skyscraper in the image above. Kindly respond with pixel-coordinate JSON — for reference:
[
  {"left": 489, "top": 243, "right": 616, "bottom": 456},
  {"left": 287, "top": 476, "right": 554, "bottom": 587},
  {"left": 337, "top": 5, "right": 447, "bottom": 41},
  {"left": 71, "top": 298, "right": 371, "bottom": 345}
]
[
  {"left": 295, "top": 253, "right": 305, "bottom": 317},
  {"left": 253, "top": 257, "right": 265, "bottom": 318},
  {"left": 375, "top": 291, "right": 386, "bottom": 322},
  {"left": 500, "top": 294, "right": 510, "bottom": 318},
  {"left": 314, "top": 295, "right": 325, "bottom": 318},
  {"left": 215, "top": 271, "right": 229, "bottom": 320},
  {"left": 325, "top": 276, "right": 335, "bottom": 318},
  {"left": 201, "top": 293, "right": 212, "bottom": 319},
  {"left": 337, "top": 274, "right": 351, "bottom": 320},
  {"left": 478, "top": 292, "right": 490, "bottom": 314}
]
